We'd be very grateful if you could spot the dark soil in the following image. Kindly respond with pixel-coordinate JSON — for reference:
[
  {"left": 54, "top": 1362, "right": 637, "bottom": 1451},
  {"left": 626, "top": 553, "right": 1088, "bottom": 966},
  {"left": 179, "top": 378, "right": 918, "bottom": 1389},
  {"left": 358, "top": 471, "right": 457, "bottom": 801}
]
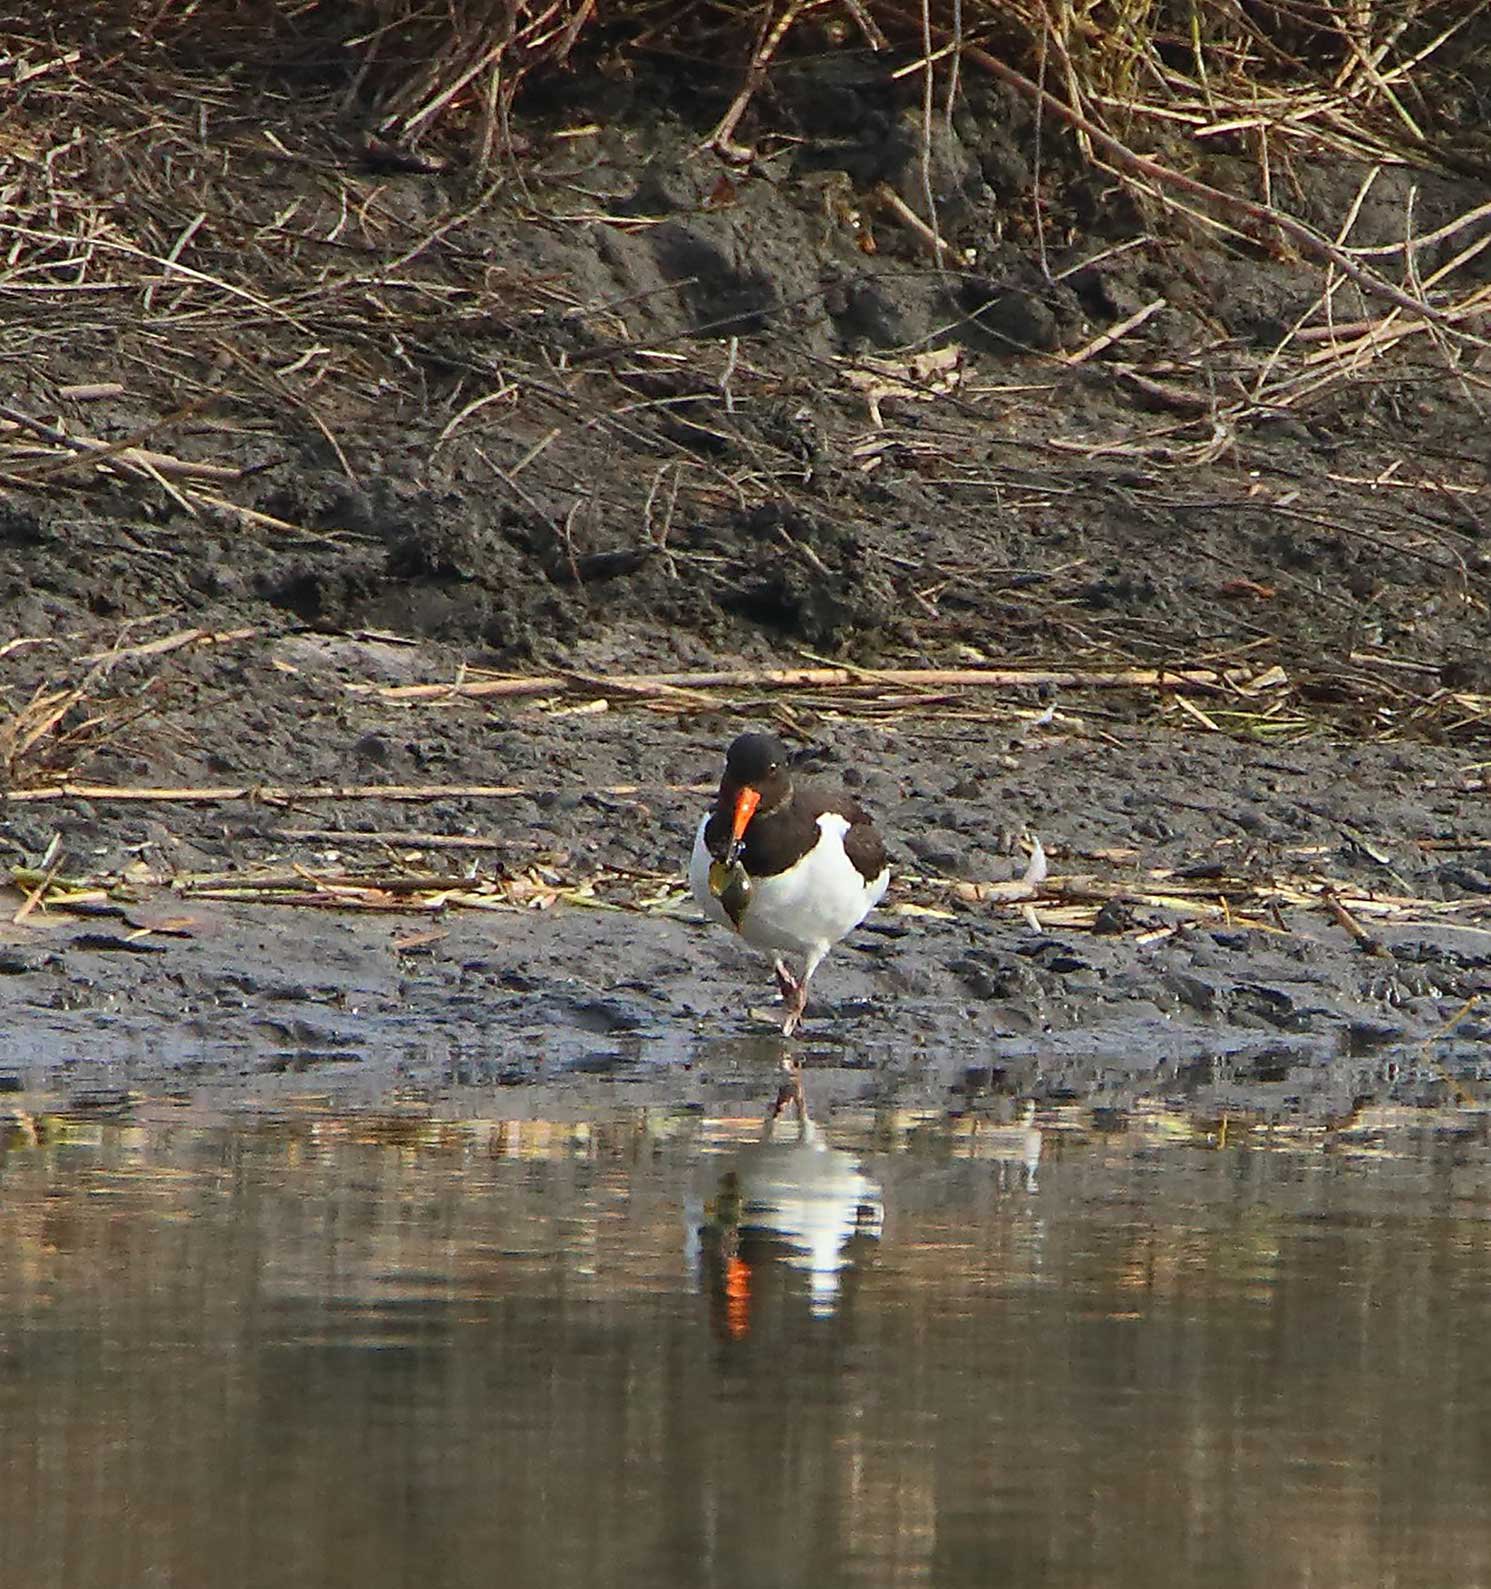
[{"left": 4, "top": 44, "right": 1491, "bottom": 1125}]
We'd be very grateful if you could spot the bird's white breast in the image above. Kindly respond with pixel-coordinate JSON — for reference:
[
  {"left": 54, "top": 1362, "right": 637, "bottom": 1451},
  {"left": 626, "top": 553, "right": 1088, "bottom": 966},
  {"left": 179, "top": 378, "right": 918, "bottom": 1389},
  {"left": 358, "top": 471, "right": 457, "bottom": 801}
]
[{"left": 690, "top": 812, "right": 888, "bottom": 959}]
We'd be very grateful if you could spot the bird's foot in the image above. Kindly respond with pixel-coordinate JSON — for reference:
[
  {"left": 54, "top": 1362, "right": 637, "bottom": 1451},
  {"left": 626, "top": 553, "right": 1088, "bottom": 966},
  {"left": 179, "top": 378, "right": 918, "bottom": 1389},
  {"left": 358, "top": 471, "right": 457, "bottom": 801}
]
[{"left": 772, "top": 958, "right": 801, "bottom": 1003}]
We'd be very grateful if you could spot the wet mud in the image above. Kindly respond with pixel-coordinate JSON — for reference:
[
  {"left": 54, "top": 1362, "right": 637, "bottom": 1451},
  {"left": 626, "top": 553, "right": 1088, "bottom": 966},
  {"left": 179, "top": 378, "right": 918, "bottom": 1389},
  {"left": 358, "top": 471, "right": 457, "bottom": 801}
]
[{"left": 5, "top": 703, "right": 1490, "bottom": 1125}]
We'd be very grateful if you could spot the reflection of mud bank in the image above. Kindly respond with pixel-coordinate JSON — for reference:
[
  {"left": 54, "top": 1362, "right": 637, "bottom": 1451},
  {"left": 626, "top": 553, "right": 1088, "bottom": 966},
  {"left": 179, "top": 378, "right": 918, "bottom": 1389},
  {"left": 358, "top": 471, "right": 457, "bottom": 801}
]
[{"left": 7, "top": 1089, "right": 1490, "bottom": 1589}]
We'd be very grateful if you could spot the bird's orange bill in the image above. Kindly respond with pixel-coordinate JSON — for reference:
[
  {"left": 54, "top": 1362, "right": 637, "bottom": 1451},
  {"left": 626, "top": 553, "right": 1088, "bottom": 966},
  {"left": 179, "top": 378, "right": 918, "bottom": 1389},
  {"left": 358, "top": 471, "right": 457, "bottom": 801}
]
[{"left": 730, "top": 786, "right": 761, "bottom": 845}]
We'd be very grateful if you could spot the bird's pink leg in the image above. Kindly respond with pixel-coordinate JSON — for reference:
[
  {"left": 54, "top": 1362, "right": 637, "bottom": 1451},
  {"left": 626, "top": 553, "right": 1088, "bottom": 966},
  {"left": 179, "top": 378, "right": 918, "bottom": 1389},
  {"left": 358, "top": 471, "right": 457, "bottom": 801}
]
[
  {"left": 774, "top": 950, "right": 823, "bottom": 1037},
  {"left": 780, "top": 976, "right": 809, "bottom": 1037},
  {"left": 773, "top": 958, "right": 809, "bottom": 1034}
]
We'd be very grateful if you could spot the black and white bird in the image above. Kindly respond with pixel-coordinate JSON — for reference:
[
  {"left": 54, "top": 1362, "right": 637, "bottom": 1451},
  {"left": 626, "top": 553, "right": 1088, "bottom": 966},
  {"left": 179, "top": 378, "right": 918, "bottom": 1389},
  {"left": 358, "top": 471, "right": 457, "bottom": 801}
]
[{"left": 689, "top": 732, "right": 890, "bottom": 1035}]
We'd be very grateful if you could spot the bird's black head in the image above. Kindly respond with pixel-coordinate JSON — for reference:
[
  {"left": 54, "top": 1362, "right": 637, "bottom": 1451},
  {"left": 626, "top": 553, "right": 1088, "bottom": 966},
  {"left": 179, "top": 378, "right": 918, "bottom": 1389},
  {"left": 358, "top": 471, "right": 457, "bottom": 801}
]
[
  {"left": 723, "top": 732, "right": 789, "bottom": 787},
  {"left": 716, "top": 733, "right": 793, "bottom": 861}
]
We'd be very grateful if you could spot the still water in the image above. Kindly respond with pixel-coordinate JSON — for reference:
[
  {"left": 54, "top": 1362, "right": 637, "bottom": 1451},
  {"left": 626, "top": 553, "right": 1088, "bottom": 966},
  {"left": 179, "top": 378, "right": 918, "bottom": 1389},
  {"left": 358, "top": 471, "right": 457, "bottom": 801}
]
[{"left": 4, "top": 1092, "right": 1491, "bottom": 1589}]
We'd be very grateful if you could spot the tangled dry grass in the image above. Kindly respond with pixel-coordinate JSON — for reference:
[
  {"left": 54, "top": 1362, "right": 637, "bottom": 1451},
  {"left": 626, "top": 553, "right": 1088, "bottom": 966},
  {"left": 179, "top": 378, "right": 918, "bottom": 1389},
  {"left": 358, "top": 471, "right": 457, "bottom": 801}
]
[
  {"left": 4, "top": 0, "right": 1488, "bottom": 471},
  {"left": 46, "top": 0, "right": 1489, "bottom": 164},
  {"left": 5, "top": 0, "right": 1487, "bottom": 425},
  {"left": 3, "top": 0, "right": 1491, "bottom": 768}
]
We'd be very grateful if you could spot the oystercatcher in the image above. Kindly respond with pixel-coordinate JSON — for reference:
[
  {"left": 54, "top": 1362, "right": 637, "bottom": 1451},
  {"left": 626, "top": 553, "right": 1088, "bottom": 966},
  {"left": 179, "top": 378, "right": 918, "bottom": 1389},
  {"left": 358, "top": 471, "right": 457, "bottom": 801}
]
[{"left": 689, "top": 732, "right": 890, "bottom": 1034}]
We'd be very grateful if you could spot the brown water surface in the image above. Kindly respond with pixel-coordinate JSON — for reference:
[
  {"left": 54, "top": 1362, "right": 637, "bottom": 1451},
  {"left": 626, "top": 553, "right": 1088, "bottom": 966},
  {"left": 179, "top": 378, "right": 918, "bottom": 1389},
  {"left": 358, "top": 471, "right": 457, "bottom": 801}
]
[{"left": 3, "top": 1098, "right": 1491, "bottom": 1589}]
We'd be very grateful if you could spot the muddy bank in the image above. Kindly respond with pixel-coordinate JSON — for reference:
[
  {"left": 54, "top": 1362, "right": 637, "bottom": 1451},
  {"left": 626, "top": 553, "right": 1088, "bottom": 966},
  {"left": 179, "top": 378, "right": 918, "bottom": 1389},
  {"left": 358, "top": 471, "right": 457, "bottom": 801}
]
[
  {"left": 4, "top": 26, "right": 1491, "bottom": 1124},
  {"left": 4, "top": 691, "right": 1491, "bottom": 1122}
]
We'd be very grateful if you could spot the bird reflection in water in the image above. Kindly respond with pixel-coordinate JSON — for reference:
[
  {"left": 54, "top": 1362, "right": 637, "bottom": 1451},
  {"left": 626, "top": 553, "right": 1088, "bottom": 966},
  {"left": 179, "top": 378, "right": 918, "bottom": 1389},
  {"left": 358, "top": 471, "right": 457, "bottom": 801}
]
[{"left": 692, "top": 1062, "right": 884, "bottom": 1338}]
